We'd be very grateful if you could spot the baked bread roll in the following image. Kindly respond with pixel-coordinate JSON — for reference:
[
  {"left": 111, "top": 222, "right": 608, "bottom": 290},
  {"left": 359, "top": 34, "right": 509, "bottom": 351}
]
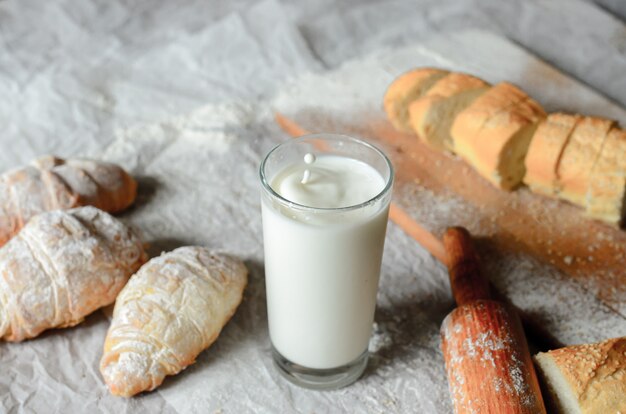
[
  {"left": 100, "top": 247, "right": 248, "bottom": 397},
  {"left": 384, "top": 68, "right": 449, "bottom": 133},
  {"left": 409, "top": 72, "right": 490, "bottom": 151},
  {"left": 452, "top": 82, "right": 546, "bottom": 190},
  {"left": 0, "top": 156, "right": 137, "bottom": 247},
  {"left": 383, "top": 68, "right": 626, "bottom": 224},
  {"left": 556, "top": 117, "right": 616, "bottom": 206},
  {"left": 534, "top": 337, "right": 626, "bottom": 414},
  {"left": 0, "top": 206, "right": 146, "bottom": 342},
  {"left": 451, "top": 82, "right": 528, "bottom": 142},
  {"left": 523, "top": 113, "right": 582, "bottom": 196},
  {"left": 585, "top": 128, "right": 626, "bottom": 225}
]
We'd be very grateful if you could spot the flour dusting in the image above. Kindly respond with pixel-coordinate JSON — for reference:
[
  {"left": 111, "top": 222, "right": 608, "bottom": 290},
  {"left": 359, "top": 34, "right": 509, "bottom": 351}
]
[
  {"left": 272, "top": 51, "right": 626, "bottom": 349},
  {"left": 102, "top": 101, "right": 263, "bottom": 171}
]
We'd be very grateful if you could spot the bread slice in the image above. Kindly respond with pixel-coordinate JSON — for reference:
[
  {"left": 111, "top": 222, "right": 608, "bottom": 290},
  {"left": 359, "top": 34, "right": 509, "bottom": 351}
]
[
  {"left": 556, "top": 117, "right": 615, "bottom": 206},
  {"left": 408, "top": 72, "right": 490, "bottom": 151},
  {"left": 384, "top": 68, "right": 449, "bottom": 133},
  {"left": 534, "top": 337, "right": 626, "bottom": 414},
  {"left": 523, "top": 113, "right": 582, "bottom": 196},
  {"left": 452, "top": 82, "right": 546, "bottom": 190},
  {"left": 451, "top": 82, "right": 529, "bottom": 144},
  {"left": 585, "top": 128, "right": 626, "bottom": 225}
]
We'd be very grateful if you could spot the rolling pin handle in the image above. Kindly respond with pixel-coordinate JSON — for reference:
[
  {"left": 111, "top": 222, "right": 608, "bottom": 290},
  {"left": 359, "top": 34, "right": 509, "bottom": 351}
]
[{"left": 443, "top": 226, "right": 491, "bottom": 306}]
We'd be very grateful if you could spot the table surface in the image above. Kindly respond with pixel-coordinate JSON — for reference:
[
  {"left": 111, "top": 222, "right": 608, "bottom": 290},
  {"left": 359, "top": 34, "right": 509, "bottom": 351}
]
[{"left": 1, "top": 1, "right": 625, "bottom": 413}]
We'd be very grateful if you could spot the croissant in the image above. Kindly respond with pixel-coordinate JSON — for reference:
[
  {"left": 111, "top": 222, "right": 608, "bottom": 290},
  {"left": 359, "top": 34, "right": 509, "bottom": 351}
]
[
  {"left": 100, "top": 247, "right": 248, "bottom": 397},
  {"left": 0, "top": 206, "right": 146, "bottom": 341},
  {"left": 0, "top": 155, "right": 137, "bottom": 246}
]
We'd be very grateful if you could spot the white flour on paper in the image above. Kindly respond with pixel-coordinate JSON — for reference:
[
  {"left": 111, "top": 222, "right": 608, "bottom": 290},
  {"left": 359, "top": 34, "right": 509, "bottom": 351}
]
[{"left": 4, "top": 31, "right": 626, "bottom": 414}]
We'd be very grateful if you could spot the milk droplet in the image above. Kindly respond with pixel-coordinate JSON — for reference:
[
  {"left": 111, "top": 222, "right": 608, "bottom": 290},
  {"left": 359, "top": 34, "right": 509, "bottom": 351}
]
[{"left": 301, "top": 153, "right": 316, "bottom": 184}]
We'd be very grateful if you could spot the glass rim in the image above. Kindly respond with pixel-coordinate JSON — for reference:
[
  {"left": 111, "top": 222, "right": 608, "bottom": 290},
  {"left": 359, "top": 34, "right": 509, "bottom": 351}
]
[{"left": 259, "top": 133, "right": 394, "bottom": 213}]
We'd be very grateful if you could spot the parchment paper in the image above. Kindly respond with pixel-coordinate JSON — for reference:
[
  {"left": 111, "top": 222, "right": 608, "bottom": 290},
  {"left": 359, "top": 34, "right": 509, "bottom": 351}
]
[{"left": 2, "top": 0, "right": 626, "bottom": 412}]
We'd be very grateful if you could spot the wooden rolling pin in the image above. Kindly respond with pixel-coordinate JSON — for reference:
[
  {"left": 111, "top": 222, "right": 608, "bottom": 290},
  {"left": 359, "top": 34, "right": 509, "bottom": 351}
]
[{"left": 440, "top": 227, "right": 546, "bottom": 414}]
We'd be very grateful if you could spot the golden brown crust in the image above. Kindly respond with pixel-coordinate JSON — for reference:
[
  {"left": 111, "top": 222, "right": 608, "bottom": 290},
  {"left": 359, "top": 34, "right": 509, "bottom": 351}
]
[
  {"left": 451, "top": 82, "right": 530, "bottom": 146},
  {"left": 63, "top": 159, "right": 137, "bottom": 213},
  {"left": 0, "top": 157, "right": 137, "bottom": 247},
  {"left": 384, "top": 68, "right": 449, "bottom": 133},
  {"left": 585, "top": 128, "right": 626, "bottom": 225},
  {"left": 453, "top": 86, "right": 546, "bottom": 190},
  {"left": 409, "top": 73, "right": 489, "bottom": 151},
  {"left": 423, "top": 72, "right": 488, "bottom": 99},
  {"left": 524, "top": 113, "right": 582, "bottom": 196},
  {"left": 556, "top": 117, "right": 615, "bottom": 206},
  {"left": 384, "top": 69, "right": 623, "bottom": 222},
  {"left": 535, "top": 337, "right": 626, "bottom": 414}
]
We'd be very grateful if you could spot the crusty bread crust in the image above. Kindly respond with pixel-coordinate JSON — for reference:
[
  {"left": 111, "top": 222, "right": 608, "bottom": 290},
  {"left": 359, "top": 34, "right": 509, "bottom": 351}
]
[
  {"left": 556, "top": 117, "right": 615, "bottom": 206},
  {"left": 585, "top": 128, "right": 626, "bottom": 225},
  {"left": 409, "top": 73, "right": 489, "bottom": 151},
  {"left": 451, "top": 82, "right": 529, "bottom": 146},
  {"left": 384, "top": 68, "right": 449, "bottom": 133},
  {"left": 0, "top": 156, "right": 137, "bottom": 247},
  {"left": 453, "top": 85, "right": 546, "bottom": 190},
  {"left": 384, "top": 68, "right": 626, "bottom": 224},
  {"left": 524, "top": 113, "right": 581, "bottom": 196},
  {"left": 422, "top": 72, "right": 488, "bottom": 98},
  {"left": 534, "top": 337, "right": 626, "bottom": 414}
]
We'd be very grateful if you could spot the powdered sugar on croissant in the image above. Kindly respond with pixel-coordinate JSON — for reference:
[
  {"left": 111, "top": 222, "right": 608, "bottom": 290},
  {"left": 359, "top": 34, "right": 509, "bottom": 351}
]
[
  {"left": 0, "top": 155, "right": 137, "bottom": 246},
  {"left": 0, "top": 206, "right": 146, "bottom": 341},
  {"left": 100, "top": 247, "right": 248, "bottom": 397}
]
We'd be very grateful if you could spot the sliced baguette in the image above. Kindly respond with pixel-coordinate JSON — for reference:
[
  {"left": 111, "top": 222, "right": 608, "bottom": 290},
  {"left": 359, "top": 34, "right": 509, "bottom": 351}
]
[
  {"left": 452, "top": 83, "right": 546, "bottom": 190},
  {"left": 585, "top": 128, "right": 626, "bottom": 225},
  {"left": 408, "top": 72, "right": 490, "bottom": 151},
  {"left": 534, "top": 337, "right": 626, "bottom": 414},
  {"left": 556, "top": 117, "right": 615, "bottom": 206},
  {"left": 384, "top": 68, "right": 449, "bottom": 133},
  {"left": 523, "top": 113, "right": 582, "bottom": 196},
  {"left": 451, "top": 82, "right": 529, "bottom": 145}
]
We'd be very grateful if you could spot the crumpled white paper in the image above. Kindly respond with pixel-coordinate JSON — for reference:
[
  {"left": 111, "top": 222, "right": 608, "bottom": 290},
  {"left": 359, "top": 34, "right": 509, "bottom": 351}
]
[
  {"left": 2, "top": 0, "right": 626, "bottom": 412},
  {"left": 0, "top": 0, "right": 321, "bottom": 172}
]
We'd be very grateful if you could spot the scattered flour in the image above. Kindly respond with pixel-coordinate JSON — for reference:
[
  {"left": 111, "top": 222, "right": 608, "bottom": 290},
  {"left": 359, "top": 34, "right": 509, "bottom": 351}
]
[{"left": 271, "top": 52, "right": 626, "bottom": 348}]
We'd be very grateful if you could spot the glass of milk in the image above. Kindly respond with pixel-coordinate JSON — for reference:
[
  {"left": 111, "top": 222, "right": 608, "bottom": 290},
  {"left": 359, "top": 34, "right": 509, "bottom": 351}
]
[{"left": 260, "top": 134, "right": 393, "bottom": 390}]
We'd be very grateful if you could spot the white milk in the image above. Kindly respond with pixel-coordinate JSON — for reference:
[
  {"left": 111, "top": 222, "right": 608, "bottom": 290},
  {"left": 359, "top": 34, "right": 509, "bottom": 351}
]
[{"left": 262, "top": 154, "right": 390, "bottom": 369}]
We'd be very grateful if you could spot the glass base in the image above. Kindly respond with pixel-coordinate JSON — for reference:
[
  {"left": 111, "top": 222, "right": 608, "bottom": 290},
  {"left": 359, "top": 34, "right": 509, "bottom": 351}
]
[{"left": 272, "top": 346, "right": 368, "bottom": 390}]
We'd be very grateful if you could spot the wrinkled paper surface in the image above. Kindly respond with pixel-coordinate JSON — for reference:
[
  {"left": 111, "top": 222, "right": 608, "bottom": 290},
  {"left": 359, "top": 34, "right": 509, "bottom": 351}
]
[{"left": 2, "top": 0, "right": 626, "bottom": 412}]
